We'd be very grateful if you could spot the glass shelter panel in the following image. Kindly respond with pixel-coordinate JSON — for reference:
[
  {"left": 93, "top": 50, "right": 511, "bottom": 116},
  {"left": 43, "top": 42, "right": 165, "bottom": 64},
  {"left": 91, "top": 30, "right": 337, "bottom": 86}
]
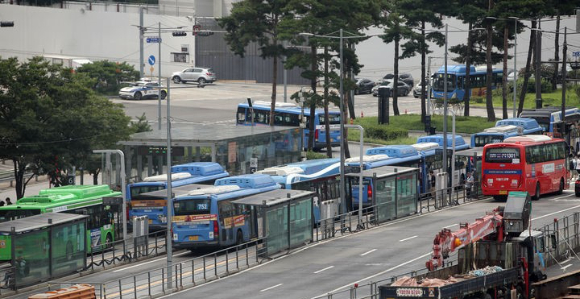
[
  {"left": 50, "top": 222, "right": 86, "bottom": 277},
  {"left": 396, "top": 172, "right": 418, "bottom": 217},
  {"left": 13, "top": 230, "right": 50, "bottom": 288},
  {"left": 266, "top": 206, "right": 288, "bottom": 256},
  {"left": 375, "top": 177, "right": 396, "bottom": 223},
  {"left": 289, "top": 198, "right": 312, "bottom": 247}
]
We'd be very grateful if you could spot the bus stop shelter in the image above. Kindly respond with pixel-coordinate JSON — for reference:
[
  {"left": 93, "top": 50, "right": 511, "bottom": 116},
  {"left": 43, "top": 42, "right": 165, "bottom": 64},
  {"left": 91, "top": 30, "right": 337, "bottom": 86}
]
[
  {"left": 117, "top": 124, "right": 303, "bottom": 183},
  {"left": 232, "top": 189, "right": 314, "bottom": 258},
  {"left": 346, "top": 166, "right": 419, "bottom": 224},
  {"left": 0, "top": 213, "right": 88, "bottom": 289}
]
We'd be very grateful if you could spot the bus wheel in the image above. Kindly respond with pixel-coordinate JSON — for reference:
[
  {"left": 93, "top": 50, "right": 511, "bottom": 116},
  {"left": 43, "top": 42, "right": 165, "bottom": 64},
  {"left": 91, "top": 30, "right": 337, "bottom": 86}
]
[
  {"left": 533, "top": 183, "right": 541, "bottom": 200},
  {"left": 557, "top": 179, "right": 564, "bottom": 195},
  {"left": 66, "top": 241, "right": 73, "bottom": 261},
  {"left": 236, "top": 230, "right": 243, "bottom": 245}
]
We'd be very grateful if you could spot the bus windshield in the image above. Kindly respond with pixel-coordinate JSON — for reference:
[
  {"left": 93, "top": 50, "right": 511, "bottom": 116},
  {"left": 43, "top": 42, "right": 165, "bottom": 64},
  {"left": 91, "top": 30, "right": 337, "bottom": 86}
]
[
  {"left": 432, "top": 73, "right": 456, "bottom": 92},
  {"left": 484, "top": 147, "right": 520, "bottom": 163},
  {"left": 174, "top": 199, "right": 211, "bottom": 216},
  {"left": 0, "top": 209, "right": 42, "bottom": 223}
]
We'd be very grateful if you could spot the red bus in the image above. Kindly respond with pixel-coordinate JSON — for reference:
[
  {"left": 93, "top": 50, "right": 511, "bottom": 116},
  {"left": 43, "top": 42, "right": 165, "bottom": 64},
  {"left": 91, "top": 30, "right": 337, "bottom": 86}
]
[{"left": 482, "top": 135, "right": 570, "bottom": 200}]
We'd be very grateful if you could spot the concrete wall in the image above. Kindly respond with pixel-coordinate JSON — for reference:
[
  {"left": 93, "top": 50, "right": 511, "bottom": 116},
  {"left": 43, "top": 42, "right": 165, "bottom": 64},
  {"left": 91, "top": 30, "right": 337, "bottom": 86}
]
[{"left": 0, "top": 3, "right": 198, "bottom": 77}]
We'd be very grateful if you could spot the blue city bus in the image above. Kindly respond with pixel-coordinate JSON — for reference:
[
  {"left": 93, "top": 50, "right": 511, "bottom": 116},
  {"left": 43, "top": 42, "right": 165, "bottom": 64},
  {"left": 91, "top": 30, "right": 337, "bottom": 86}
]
[
  {"left": 256, "top": 158, "right": 342, "bottom": 222},
  {"left": 471, "top": 118, "right": 544, "bottom": 148},
  {"left": 171, "top": 174, "right": 280, "bottom": 251},
  {"left": 236, "top": 101, "right": 341, "bottom": 151},
  {"left": 416, "top": 134, "right": 471, "bottom": 189},
  {"left": 346, "top": 145, "right": 424, "bottom": 209},
  {"left": 128, "top": 162, "right": 229, "bottom": 230},
  {"left": 431, "top": 65, "right": 503, "bottom": 101},
  {"left": 519, "top": 108, "right": 580, "bottom": 149}
]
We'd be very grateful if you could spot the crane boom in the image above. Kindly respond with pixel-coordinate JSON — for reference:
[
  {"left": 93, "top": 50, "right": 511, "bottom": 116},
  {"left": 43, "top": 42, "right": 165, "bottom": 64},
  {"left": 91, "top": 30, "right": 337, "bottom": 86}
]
[{"left": 426, "top": 207, "right": 505, "bottom": 271}]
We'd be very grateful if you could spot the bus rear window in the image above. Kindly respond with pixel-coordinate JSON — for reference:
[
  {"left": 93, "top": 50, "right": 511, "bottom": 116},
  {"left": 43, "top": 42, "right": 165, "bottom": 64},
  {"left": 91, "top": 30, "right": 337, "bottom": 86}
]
[
  {"left": 0, "top": 209, "right": 41, "bottom": 223},
  {"left": 130, "top": 186, "right": 164, "bottom": 199},
  {"left": 319, "top": 114, "right": 341, "bottom": 125},
  {"left": 485, "top": 147, "right": 520, "bottom": 163},
  {"left": 473, "top": 135, "right": 504, "bottom": 147},
  {"left": 174, "top": 199, "right": 211, "bottom": 216}
]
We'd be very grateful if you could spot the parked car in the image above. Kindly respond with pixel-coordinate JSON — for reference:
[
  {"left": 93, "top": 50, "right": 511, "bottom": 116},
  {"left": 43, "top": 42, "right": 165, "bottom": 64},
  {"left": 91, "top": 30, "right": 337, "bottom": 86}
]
[
  {"left": 372, "top": 80, "right": 410, "bottom": 97},
  {"left": 171, "top": 67, "right": 216, "bottom": 84},
  {"left": 413, "top": 78, "right": 431, "bottom": 98},
  {"left": 119, "top": 81, "right": 167, "bottom": 100},
  {"left": 381, "top": 73, "right": 414, "bottom": 87},
  {"left": 354, "top": 78, "right": 375, "bottom": 95}
]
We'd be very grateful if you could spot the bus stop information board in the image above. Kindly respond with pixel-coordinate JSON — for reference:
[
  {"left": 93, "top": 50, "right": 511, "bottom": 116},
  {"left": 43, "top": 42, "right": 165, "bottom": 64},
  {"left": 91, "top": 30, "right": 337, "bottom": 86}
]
[{"left": 137, "top": 146, "right": 184, "bottom": 156}]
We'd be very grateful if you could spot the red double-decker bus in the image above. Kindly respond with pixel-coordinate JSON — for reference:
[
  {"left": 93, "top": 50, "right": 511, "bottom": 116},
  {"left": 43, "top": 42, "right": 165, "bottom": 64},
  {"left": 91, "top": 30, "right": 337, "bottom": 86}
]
[{"left": 482, "top": 135, "right": 570, "bottom": 200}]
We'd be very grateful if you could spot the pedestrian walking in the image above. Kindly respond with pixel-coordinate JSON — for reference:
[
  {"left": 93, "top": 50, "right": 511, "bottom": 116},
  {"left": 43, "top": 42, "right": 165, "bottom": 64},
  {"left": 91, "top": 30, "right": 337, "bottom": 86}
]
[
  {"left": 465, "top": 172, "right": 474, "bottom": 199},
  {"left": 429, "top": 170, "right": 436, "bottom": 199}
]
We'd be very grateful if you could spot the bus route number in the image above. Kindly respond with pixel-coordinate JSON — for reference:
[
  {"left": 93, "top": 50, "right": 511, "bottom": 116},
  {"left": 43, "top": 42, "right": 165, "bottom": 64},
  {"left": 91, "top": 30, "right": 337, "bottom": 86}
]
[{"left": 197, "top": 203, "right": 208, "bottom": 210}]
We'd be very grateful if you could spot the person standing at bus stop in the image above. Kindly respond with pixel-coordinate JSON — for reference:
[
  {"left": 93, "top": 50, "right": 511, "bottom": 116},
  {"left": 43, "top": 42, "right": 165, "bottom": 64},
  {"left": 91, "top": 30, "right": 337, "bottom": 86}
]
[
  {"left": 465, "top": 172, "right": 474, "bottom": 199},
  {"left": 429, "top": 170, "right": 436, "bottom": 199}
]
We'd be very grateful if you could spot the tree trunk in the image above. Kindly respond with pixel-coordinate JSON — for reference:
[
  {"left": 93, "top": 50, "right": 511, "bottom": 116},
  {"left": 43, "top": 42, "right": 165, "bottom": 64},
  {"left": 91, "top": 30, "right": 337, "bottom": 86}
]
[
  {"left": 463, "top": 22, "right": 473, "bottom": 117},
  {"left": 518, "top": 20, "right": 536, "bottom": 115},
  {"left": 420, "top": 21, "right": 426, "bottom": 123},
  {"left": 393, "top": 38, "right": 400, "bottom": 116},
  {"left": 502, "top": 25, "right": 508, "bottom": 119},
  {"left": 552, "top": 13, "right": 560, "bottom": 91},
  {"left": 485, "top": 21, "right": 495, "bottom": 122},
  {"left": 324, "top": 46, "right": 332, "bottom": 157}
]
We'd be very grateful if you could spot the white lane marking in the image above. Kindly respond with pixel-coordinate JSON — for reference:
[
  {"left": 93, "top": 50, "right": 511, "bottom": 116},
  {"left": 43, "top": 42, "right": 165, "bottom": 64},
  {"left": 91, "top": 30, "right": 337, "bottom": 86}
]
[
  {"left": 531, "top": 204, "right": 580, "bottom": 221},
  {"left": 113, "top": 251, "right": 189, "bottom": 272},
  {"left": 399, "top": 236, "right": 417, "bottom": 242},
  {"left": 360, "top": 249, "right": 377, "bottom": 256},
  {"left": 314, "top": 266, "right": 334, "bottom": 274},
  {"left": 443, "top": 224, "right": 458, "bottom": 229},
  {"left": 561, "top": 264, "right": 572, "bottom": 271},
  {"left": 260, "top": 283, "right": 282, "bottom": 292},
  {"left": 313, "top": 252, "right": 432, "bottom": 298}
]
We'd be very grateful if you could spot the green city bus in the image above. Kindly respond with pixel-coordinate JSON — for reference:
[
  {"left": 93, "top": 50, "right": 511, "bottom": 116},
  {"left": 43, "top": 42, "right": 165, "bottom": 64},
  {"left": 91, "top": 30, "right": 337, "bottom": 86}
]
[{"left": 0, "top": 185, "right": 121, "bottom": 259}]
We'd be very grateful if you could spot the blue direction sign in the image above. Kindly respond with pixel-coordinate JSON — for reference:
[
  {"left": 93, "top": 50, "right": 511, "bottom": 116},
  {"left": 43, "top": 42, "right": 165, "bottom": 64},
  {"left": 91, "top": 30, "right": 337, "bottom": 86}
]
[
  {"left": 146, "top": 37, "right": 162, "bottom": 43},
  {"left": 148, "top": 55, "right": 155, "bottom": 66}
]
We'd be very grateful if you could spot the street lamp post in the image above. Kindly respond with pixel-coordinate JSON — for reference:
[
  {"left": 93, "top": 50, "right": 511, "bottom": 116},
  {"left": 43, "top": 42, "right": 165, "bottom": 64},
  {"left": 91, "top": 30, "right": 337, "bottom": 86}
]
[
  {"left": 509, "top": 17, "right": 518, "bottom": 118},
  {"left": 443, "top": 24, "right": 448, "bottom": 196}
]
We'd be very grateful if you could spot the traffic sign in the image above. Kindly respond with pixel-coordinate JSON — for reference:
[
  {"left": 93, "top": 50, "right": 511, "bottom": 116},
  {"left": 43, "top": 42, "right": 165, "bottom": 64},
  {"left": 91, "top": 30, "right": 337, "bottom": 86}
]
[
  {"left": 148, "top": 55, "right": 155, "bottom": 66},
  {"left": 146, "top": 37, "right": 162, "bottom": 43},
  {"left": 574, "top": 51, "right": 580, "bottom": 57}
]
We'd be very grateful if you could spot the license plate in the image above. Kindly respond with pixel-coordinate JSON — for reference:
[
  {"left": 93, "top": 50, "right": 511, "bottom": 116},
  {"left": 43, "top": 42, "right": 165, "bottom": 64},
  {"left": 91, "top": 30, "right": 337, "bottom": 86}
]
[
  {"left": 188, "top": 236, "right": 198, "bottom": 241},
  {"left": 499, "top": 190, "right": 507, "bottom": 195}
]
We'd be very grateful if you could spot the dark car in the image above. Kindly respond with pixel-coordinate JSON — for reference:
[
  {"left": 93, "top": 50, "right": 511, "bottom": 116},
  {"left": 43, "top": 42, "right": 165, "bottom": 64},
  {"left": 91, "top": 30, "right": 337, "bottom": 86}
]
[
  {"left": 354, "top": 78, "right": 375, "bottom": 95},
  {"left": 371, "top": 81, "right": 410, "bottom": 97},
  {"left": 575, "top": 178, "right": 580, "bottom": 197},
  {"left": 382, "top": 73, "right": 414, "bottom": 87}
]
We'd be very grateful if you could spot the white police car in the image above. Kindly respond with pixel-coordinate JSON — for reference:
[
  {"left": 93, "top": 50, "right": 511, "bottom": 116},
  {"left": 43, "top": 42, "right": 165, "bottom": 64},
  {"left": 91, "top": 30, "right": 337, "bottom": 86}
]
[{"left": 119, "top": 81, "right": 167, "bottom": 100}]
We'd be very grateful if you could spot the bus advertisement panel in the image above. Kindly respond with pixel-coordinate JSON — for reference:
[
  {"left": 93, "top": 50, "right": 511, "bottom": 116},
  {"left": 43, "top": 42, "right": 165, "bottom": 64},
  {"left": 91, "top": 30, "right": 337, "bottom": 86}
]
[{"left": 482, "top": 135, "right": 569, "bottom": 200}]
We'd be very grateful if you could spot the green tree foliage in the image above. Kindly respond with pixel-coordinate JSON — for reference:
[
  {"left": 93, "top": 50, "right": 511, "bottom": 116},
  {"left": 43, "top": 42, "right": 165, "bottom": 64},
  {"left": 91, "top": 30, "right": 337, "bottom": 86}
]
[
  {"left": 75, "top": 60, "right": 140, "bottom": 95},
  {"left": 0, "top": 56, "right": 132, "bottom": 198},
  {"left": 218, "top": 0, "right": 291, "bottom": 127}
]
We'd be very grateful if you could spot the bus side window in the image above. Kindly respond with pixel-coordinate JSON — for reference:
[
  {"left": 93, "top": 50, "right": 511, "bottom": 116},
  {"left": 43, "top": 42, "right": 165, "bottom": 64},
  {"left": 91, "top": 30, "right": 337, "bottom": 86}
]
[{"left": 236, "top": 107, "right": 248, "bottom": 124}]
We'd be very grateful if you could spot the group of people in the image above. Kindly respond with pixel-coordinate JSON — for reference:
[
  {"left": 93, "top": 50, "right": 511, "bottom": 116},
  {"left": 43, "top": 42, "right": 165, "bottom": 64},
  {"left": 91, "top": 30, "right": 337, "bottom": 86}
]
[
  {"left": 0, "top": 197, "right": 12, "bottom": 207},
  {"left": 570, "top": 154, "right": 580, "bottom": 181}
]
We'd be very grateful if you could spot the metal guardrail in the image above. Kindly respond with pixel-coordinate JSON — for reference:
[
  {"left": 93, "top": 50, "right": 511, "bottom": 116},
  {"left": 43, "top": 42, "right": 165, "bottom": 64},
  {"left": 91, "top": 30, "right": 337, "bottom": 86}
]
[{"left": 50, "top": 239, "right": 266, "bottom": 299}]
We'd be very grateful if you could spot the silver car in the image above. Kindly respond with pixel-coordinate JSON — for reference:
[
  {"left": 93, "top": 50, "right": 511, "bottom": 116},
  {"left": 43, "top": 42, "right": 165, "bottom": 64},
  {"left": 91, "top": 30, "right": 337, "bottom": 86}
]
[{"left": 171, "top": 67, "right": 216, "bottom": 84}]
